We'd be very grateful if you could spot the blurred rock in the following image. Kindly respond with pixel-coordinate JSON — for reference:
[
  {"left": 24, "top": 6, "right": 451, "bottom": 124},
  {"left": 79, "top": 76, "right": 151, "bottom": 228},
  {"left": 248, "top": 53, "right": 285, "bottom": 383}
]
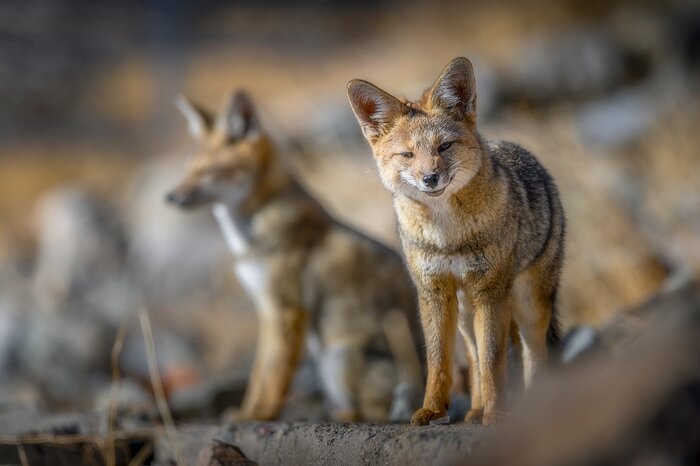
[
  {"left": 0, "top": 378, "right": 45, "bottom": 413},
  {"left": 93, "top": 377, "right": 155, "bottom": 416},
  {"left": 0, "top": 305, "right": 19, "bottom": 374},
  {"left": 170, "top": 372, "right": 247, "bottom": 420},
  {"left": 120, "top": 326, "right": 201, "bottom": 397},
  {"left": 560, "top": 325, "right": 600, "bottom": 364},
  {"left": 15, "top": 312, "right": 112, "bottom": 404},
  {"left": 472, "top": 59, "right": 500, "bottom": 121},
  {"left": 575, "top": 86, "right": 656, "bottom": 148},
  {"left": 668, "top": 3, "right": 700, "bottom": 70},
  {"left": 501, "top": 28, "right": 648, "bottom": 107},
  {"left": 302, "top": 95, "right": 367, "bottom": 149},
  {"left": 32, "top": 186, "right": 130, "bottom": 316}
]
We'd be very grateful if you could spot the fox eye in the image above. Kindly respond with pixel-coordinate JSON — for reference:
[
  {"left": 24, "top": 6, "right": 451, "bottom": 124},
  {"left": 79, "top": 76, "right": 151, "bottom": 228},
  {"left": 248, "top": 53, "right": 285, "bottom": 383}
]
[
  {"left": 399, "top": 152, "right": 414, "bottom": 159},
  {"left": 438, "top": 141, "right": 453, "bottom": 152}
]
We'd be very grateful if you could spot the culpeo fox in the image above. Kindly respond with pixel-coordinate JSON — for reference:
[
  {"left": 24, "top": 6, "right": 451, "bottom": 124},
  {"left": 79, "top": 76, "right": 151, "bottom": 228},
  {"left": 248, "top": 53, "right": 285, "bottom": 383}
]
[
  {"left": 166, "top": 90, "right": 422, "bottom": 422},
  {"left": 347, "top": 57, "right": 565, "bottom": 426}
]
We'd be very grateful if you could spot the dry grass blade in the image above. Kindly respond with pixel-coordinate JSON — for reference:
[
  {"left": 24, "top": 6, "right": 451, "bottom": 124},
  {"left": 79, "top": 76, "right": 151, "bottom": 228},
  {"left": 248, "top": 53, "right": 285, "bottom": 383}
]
[
  {"left": 17, "top": 442, "right": 29, "bottom": 466},
  {"left": 138, "top": 308, "right": 185, "bottom": 466},
  {"left": 127, "top": 440, "right": 153, "bottom": 466},
  {"left": 106, "top": 321, "right": 129, "bottom": 466}
]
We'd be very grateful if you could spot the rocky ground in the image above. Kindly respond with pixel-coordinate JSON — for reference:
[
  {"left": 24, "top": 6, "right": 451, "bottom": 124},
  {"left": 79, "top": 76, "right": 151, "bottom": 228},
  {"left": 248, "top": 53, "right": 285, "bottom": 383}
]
[{"left": 1, "top": 279, "right": 698, "bottom": 466}]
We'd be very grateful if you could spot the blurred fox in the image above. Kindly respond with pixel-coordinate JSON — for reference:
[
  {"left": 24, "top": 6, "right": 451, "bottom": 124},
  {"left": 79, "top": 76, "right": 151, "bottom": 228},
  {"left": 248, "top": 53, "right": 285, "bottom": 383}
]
[
  {"left": 347, "top": 57, "right": 565, "bottom": 425},
  {"left": 166, "top": 90, "right": 423, "bottom": 422}
]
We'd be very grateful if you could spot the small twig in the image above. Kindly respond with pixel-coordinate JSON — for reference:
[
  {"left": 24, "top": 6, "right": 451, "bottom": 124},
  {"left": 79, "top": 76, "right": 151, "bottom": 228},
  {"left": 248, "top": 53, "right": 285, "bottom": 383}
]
[
  {"left": 127, "top": 440, "right": 153, "bottom": 466},
  {"left": 138, "top": 308, "right": 184, "bottom": 466},
  {"left": 17, "top": 442, "right": 29, "bottom": 466},
  {"left": 106, "top": 321, "right": 129, "bottom": 466}
]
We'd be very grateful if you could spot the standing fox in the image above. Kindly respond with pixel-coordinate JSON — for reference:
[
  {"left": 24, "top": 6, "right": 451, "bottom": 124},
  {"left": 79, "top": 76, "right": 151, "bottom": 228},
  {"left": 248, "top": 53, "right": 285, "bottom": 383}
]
[
  {"left": 166, "top": 90, "right": 422, "bottom": 422},
  {"left": 347, "top": 57, "right": 565, "bottom": 425}
]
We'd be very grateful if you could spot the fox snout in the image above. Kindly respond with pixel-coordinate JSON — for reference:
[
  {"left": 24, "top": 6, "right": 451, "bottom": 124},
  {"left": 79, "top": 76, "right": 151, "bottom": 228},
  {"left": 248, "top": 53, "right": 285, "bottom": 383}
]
[
  {"left": 415, "top": 169, "right": 449, "bottom": 196},
  {"left": 412, "top": 154, "right": 451, "bottom": 195},
  {"left": 165, "top": 185, "right": 211, "bottom": 208},
  {"left": 422, "top": 173, "right": 441, "bottom": 189}
]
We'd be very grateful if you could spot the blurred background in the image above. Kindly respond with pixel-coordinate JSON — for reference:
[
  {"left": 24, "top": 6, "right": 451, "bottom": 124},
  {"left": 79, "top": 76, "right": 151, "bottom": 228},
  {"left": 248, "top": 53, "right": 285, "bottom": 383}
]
[{"left": 0, "top": 0, "right": 699, "bottom": 417}]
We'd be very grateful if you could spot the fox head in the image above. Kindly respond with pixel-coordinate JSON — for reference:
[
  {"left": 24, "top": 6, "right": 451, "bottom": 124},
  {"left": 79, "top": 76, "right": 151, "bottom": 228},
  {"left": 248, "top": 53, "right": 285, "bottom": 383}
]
[
  {"left": 347, "top": 57, "right": 483, "bottom": 200},
  {"left": 166, "top": 90, "right": 272, "bottom": 209}
]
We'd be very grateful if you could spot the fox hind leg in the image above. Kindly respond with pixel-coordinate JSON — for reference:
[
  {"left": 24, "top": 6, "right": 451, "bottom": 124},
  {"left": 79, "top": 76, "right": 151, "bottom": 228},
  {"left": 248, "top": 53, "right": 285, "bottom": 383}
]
[
  {"left": 227, "top": 319, "right": 269, "bottom": 421},
  {"left": 513, "top": 263, "right": 559, "bottom": 389},
  {"left": 457, "top": 289, "right": 483, "bottom": 424}
]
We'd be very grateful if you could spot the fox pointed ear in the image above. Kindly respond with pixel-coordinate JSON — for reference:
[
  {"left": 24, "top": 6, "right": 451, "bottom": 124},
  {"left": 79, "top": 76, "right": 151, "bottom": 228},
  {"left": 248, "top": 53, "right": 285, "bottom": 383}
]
[
  {"left": 217, "top": 90, "right": 258, "bottom": 139},
  {"left": 428, "top": 57, "right": 477, "bottom": 124},
  {"left": 175, "top": 95, "right": 213, "bottom": 140},
  {"left": 347, "top": 80, "right": 407, "bottom": 143}
]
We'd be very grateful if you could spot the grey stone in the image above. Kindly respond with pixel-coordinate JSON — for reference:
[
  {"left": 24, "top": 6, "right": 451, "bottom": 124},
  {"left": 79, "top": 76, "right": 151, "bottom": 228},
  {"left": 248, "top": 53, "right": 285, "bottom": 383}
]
[
  {"left": 93, "top": 377, "right": 154, "bottom": 415},
  {"left": 502, "top": 28, "right": 641, "bottom": 105},
  {"left": 561, "top": 325, "right": 600, "bottom": 364},
  {"left": 575, "top": 87, "right": 656, "bottom": 148},
  {"left": 32, "top": 186, "right": 127, "bottom": 314}
]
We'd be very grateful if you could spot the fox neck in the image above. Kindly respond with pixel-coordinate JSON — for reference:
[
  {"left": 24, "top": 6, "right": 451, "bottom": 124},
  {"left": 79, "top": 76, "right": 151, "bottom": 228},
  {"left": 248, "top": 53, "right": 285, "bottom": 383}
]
[
  {"left": 446, "top": 135, "right": 499, "bottom": 214},
  {"left": 212, "top": 144, "right": 294, "bottom": 255}
]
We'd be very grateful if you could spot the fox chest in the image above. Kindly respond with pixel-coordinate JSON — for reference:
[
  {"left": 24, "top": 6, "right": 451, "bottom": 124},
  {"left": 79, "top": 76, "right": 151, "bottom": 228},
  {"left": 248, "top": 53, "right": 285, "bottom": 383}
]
[
  {"left": 397, "top": 207, "right": 489, "bottom": 278},
  {"left": 212, "top": 204, "right": 251, "bottom": 256},
  {"left": 233, "top": 260, "right": 268, "bottom": 305},
  {"left": 396, "top": 198, "right": 470, "bottom": 244}
]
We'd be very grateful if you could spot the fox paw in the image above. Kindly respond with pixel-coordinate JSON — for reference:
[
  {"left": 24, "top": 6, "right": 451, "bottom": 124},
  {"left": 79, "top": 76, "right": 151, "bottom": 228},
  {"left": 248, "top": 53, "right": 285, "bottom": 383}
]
[
  {"left": 482, "top": 409, "right": 508, "bottom": 426},
  {"left": 332, "top": 408, "right": 359, "bottom": 423},
  {"left": 221, "top": 407, "right": 277, "bottom": 422},
  {"left": 221, "top": 407, "right": 251, "bottom": 422},
  {"left": 410, "top": 407, "right": 446, "bottom": 426},
  {"left": 464, "top": 409, "right": 483, "bottom": 425}
]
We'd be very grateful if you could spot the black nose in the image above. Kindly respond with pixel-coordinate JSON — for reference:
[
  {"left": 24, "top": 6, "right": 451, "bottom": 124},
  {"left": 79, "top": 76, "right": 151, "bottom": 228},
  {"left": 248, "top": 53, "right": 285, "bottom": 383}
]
[
  {"left": 422, "top": 173, "right": 440, "bottom": 188},
  {"left": 165, "top": 191, "right": 181, "bottom": 204}
]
